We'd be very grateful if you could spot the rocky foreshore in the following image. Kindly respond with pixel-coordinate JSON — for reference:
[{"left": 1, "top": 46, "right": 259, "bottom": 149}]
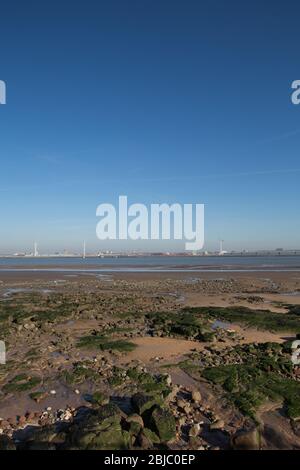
[{"left": 0, "top": 274, "right": 300, "bottom": 450}]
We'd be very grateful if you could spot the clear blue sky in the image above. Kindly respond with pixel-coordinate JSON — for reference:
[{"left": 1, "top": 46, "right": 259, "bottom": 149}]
[{"left": 0, "top": 0, "right": 300, "bottom": 253}]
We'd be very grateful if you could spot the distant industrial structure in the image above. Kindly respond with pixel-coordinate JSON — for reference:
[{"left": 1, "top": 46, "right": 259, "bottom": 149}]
[
  {"left": 34, "top": 242, "right": 38, "bottom": 257},
  {"left": 1, "top": 240, "right": 300, "bottom": 258},
  {"left": 219, "top": 239, "right": 228, "bottom": 256}
]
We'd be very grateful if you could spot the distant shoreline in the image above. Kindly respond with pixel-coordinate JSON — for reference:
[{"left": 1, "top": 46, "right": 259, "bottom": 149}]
[{"left": 1, "top": 253, "right": 300, "bottom": 259}]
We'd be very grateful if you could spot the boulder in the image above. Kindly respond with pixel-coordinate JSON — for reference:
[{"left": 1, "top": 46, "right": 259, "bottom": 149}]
[
  {"left": 69, "top": 404, "right": 129, "bottom": 450},
  {"left": 149, "top": 407, "right": 176, "bottom": 442},
  {"left": 131, "top": 393, "right": 161, "bottom": 415},
  {"left": 136, "top": 428, "right": 159, "bottom": 449},
  {"left": 232, "top": 427, "right": 261, "bottom": 450}
]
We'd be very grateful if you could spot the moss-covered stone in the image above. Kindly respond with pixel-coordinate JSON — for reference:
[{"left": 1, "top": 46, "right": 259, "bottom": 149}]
[
  {"left": 149, "top": 406, "right": 176, "bottom": 442},
  {"left": 131, "top": 393, "right": 162, "bottom": 415},
  {"left": 69, "top": 404, "right": 130, "bottom": 450}
]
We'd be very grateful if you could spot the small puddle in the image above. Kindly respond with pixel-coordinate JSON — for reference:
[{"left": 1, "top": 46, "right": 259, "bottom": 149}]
[
  {"left": 2, "top": 288, "right": 52, "bottom": 298},
  {"left": 281, "top": 291, "right": 300, "bottom": 297}
]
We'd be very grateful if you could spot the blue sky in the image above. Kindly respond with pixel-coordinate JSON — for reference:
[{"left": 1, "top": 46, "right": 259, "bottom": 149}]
[{"left": 0, "top": 0, "right": 300, "bottom": 253}]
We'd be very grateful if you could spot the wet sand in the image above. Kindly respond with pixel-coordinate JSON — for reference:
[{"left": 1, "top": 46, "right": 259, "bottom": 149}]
[{"left": 1, "top": 265, "right": 300, "bottom": 282}]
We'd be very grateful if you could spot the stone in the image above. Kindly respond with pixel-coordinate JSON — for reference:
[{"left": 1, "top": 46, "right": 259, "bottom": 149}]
[
  {"left": 178, "top": 416, "right": 186, "bottom": 427},
  {"left": 26, "top": 425, "right": 60, "bottom": 444},
  {"left": 18, "top": 415, "right": 27, "bottom": 426},
  {"left": 210, "top": 419, "right": 225, "bottom": 430},
  {"left": 91, "top": 391, "right": 109, "bottom": 406},
  {"left": 127, "top": 414, "right": 144, "bottom": 429},
  {"left": 137, "top": 428, "right": 160, "bottom": 448},
  {"left": 136, "top": 430, "right": 152, "bottom": 449},
  {"left": 191, "top": 390, "right": 202, "bottom": 403},
  {"left": 165, "top": 386, "right": 179, "bottom": 403},
  {"left": 149, "top": 407, "right": 176, "bottom": 442},
  {"left": 189, "top": 423, "right": 201, "bottom": 437},
  {"left": 68, "top": 404, "right": 129, "bottom": 450},
  {"left": 162, "top": 373, "right": 172, "bottom": 386},
  {"left": 177, "top": 399, "right": 186, "bottom": 410},
  {"left": 131, "top": 393, "right": 162, "bottom": 415},
  {"left": 0, "top": 420, "right": 10, "bottom": 430},
  {"left": 232, "top": 428, "right": 261, "bottom": 450},
  {"left": 183, "top": 404, "right": 191, "bottom": 414}
]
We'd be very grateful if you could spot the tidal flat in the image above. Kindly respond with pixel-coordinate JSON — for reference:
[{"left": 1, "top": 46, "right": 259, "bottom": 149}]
[{"left": 0, "top": 270, "right": 300, "bottom": 450}]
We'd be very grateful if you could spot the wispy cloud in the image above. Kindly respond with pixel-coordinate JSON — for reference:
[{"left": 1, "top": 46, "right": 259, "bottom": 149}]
[{"left": 259, "top": 128, "right": 300, "bottom": 144}]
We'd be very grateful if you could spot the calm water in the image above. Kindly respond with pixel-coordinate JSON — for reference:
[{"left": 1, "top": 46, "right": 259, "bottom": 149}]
[{"left": 0, "top": 256, "right": 300, "bottom": 272}]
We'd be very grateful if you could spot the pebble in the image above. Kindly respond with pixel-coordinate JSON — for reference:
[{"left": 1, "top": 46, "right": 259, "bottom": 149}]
[
  {"left": 177, "top": 399, "right": 186, "bottom": 409},
  {"left": 189, "top": 423, "right": 201, "bottom": 437},
  {"left": 18, "top": 416, "right": 27, "bottom": 426},
  {"left": 191, "top": 390, "right": 202, "bottom": 403},
  {"left": 210, "top": 419, "right": 225, "bottom": 430}
]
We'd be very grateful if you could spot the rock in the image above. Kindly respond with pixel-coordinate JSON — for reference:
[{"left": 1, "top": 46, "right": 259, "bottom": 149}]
[
  {"left": 162, "top": 373, "right": 172, "bottom": 386},
  {"left": 189, "top": 423, "right": 201, "bottom": 437},
  {"left": 131, "top": 393, "right": 162, "bottom": 415},
  {"left": 25, "top": 425, "right": 62, "bottom": 447},
  {"left": 210, "top": 419, "right": 225, "bottom": 430},
  {"left": 26, "top": 412, "right": 35, "bottom": 422},
  {"left": 29, "top": 391, "right": 48, "bottom": 403},
  {"left": 149, "top": 407, "right": 176, "bottom": 442},
  {"left": 68, "top": 404, "right": 129, "bottom": 450},
  {"left": 136, "top": 429, "right": 159, "bottom": 448},
  {"left": 90, "top": 392, "right": 109, "bottom": 406},
  {"left": 178, "top": 416, "right": 186, "bottom": 427},
  {"left": 57, "top": 409, "right": 73, "bottom": 421},
  {"left": 127, "top": 414, "right": 144, "bottom": 435},
  {"left": 183, "top": 404, "right": 191, "bottom": 414},
  {"left": 127, "top": 414, "right": 144, "bottom": 429},
  {"left": 191, "top": 390, "right": 202, "bottom": 403},
  {"left": 0, "top": 420, "right": 10, "bottom": 430},
  {"left": 177, "top": 399, "right": 186, "bottom": 410},
  {"left": 165, "top": 385, "right": 179, "bottom": 403},
  {"left": 232, "top": 428, "right": 261, "bottom": 450},
  {"left": 18, "top": 415, "right": 27, "bottom": 426}
]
